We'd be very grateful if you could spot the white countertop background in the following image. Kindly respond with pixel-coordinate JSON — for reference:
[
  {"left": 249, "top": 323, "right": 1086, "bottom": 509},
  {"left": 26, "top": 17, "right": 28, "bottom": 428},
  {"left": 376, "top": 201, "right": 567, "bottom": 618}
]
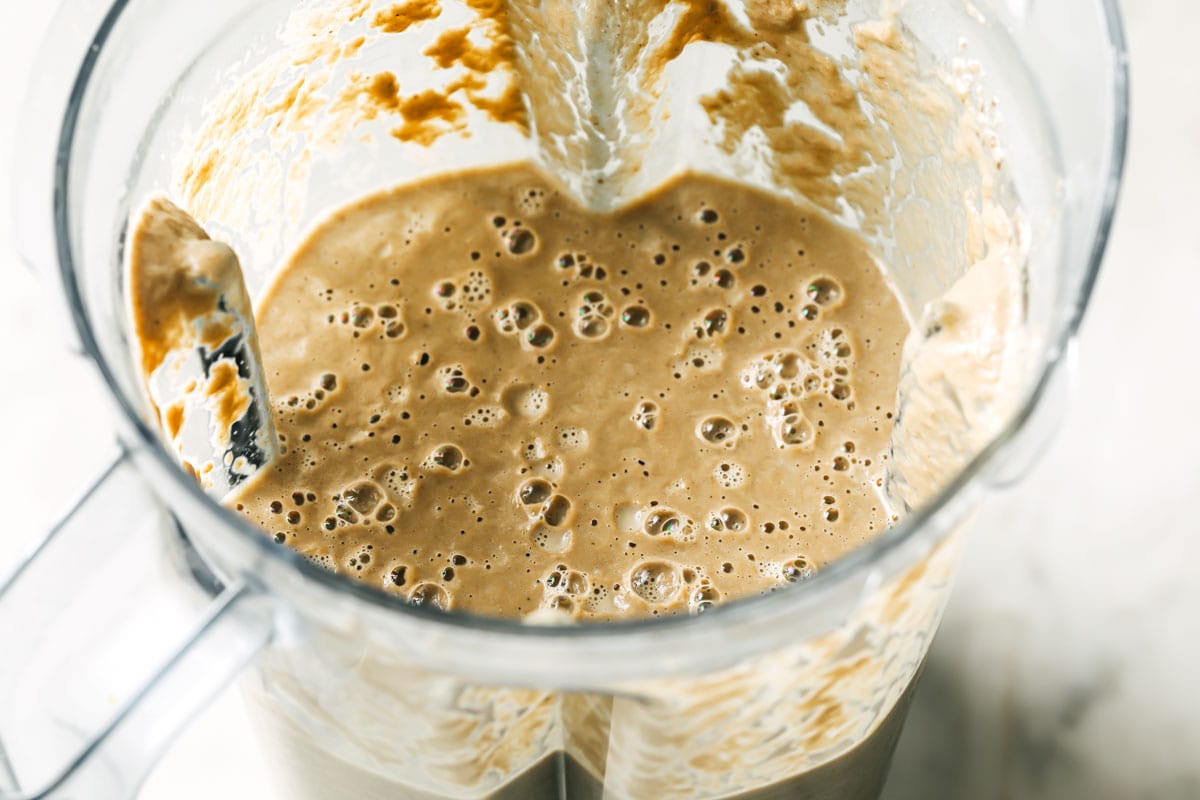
[{"left": 1, "top": 2, "right": 1195, "bottom": 798}]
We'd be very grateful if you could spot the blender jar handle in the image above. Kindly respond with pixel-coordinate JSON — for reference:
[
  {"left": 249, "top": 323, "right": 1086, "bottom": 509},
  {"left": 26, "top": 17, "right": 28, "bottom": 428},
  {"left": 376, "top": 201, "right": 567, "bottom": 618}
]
[{"left": 0, "top": 446, "right": 275, "bottom": 800}]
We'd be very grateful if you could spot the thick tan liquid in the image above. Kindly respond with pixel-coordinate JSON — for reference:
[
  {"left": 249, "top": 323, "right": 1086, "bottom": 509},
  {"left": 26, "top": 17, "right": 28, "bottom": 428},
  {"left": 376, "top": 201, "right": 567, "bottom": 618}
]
[{"left": 227, "top": 163, "right": 909, "bottom": 621}]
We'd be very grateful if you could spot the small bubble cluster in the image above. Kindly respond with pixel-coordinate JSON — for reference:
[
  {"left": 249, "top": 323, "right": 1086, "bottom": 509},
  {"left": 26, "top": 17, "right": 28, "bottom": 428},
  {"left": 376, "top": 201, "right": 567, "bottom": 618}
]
[
  {"left": 713, "top": 462, "right": 746, "bottom": 489},
  {"left": 464, "top": 405, "right": 505, "bottom": 428},
  {"left": 280, "top": 372, "right": 340, "bottom": 413},
  {"left": 331, "top": 302, "right": 407, "bottom": 339},
  {"left": 574, "top": 290, "right": 616, "bottom": 339},
  {"left": 437, "top": 364, "right": 474, "bottom": 395},
  {"left": 673, "top": 344, "right": 722, "bottom": 376},
  {"left": 556, "top": 251, "right": 608, "bottom": 281},
  {"left": 517, "top": 187, "right": 546, "bottom": 215},
  {"left": 532, "top": 526, "right": 574, "bottom": 555},
  {"left": 708, "top": 507, "right": 748, "bottom": 532},
  {"left": 538, "top": 564, "right": 594, "bottom": 618},
  {"left": 461, "top": 270, "right": 492, "bottom": 306},
  {"left": 695, "top": 308, "right": 730, "bottom": 338},
  {"left": 493, "top": 299, "right": 555, "bottom": 350},
  {"left": 503, "top": 384, "right": 549, "bottom": 418},
  {"left": 781, "top": 556, "right": 817, "bottom": 582},
  {"left": 557, "top": 426, "right": 589, "bottom": 449},
  {"left": 740, "top": 328, "right": 857, "bottom": 450}
]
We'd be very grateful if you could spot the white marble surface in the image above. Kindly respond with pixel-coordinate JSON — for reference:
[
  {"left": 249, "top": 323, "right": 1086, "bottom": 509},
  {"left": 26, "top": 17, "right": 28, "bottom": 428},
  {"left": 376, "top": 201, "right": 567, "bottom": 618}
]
[{"left": 0, "top": 2, "right": 1196, "bottom": 798}]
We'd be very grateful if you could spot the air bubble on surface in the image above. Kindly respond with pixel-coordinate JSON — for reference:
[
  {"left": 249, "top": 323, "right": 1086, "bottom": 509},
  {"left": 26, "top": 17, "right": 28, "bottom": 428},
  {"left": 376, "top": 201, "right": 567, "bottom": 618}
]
[
  {"left": 438, "top": 365, "right": 471, "bottom": 394},
  {"left": 574, "top": 291, "right": 615, "bottom": 339},
  {"left": 773, "top": 410, "right": 815, "bottom": 449},
  {"left": 776, "top": 351, "right": 803, "bottom": 380},
  {"left": 643, "top": 508, "right": 683, "bottom": 537},
  {"left": 632, "top": 401, "right": 659, "bottom": 431},
  {"left": 690, "top": 584, "right": 721, "bottom": 614},
  {"left": 698, "top": 309, "right": 729, "bottom": 338},
  {"left": 527, "top": 324, "right": 555, "bottom": 348},
  {"left": 561, "top": 570, "right": 587, "bottom": 596},
  {"left": 782, "top": 556, "right": 817, "bottom": 583},
  {"left": 698, "top": 416, "right": 737, "bottom": 446},
  {"left": 425, "top": 445, "right": 464, "bottom": 472},
  {"left": 545, "top": 568, "right": 590, "bottom": 597},
  {"left": 621, "top": 306, "right": 651, "bottom": 328},
  {"left": 575, "top": 315, "right": 609, "bottom": 339},
  {"left": 629, "top": 561, "right": 682, "bottom": 605},
  {"left": 518, "top": 478, "right": 552, "bottom": 506},
  {"left": 708, "top": 507, "right": 748, "bottom": 532},
  {"left": 343, "top": 482, "right": 382, "bottom": 515},
  {"left": 542, "top": 494, "right": 572, "bottom": 527},
  {"left": 805, "top": 276, "right": 843, "bottom": 307},
  {"left": 493, "top": 300, "right": 540, "bottom": 334},
  {"left": 409, "top": 582, "right": 450, "bottom": 611},
  {"left": 504, "top": 227, "right": 537, "bottom": 255}
]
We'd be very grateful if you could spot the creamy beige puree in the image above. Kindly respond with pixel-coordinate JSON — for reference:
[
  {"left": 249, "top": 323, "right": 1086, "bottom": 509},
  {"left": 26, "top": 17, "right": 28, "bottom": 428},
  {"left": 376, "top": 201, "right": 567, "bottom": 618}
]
[{"left": 223, "top": 163, "right": 908, "bottom": 621}]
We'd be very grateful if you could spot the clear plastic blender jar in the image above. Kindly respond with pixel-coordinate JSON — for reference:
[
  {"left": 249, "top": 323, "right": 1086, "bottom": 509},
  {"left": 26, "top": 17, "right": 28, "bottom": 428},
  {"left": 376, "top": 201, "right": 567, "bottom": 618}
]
[{"left": 1, "top": 0, "right": 1126, "bottom": 798}]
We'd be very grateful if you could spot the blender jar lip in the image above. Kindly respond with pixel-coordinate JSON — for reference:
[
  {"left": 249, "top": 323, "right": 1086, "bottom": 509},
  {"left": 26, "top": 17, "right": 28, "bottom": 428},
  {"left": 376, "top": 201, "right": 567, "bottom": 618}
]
[{"left": 50, "top": 0, "right": 1129, "bottom": 642}]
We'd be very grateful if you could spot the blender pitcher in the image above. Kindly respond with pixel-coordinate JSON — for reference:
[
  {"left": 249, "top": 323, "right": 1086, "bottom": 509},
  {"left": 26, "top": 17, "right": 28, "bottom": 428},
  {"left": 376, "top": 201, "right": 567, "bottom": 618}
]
[{"left": 2, "top": 0, "right": 1127, "bottom": 798}]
